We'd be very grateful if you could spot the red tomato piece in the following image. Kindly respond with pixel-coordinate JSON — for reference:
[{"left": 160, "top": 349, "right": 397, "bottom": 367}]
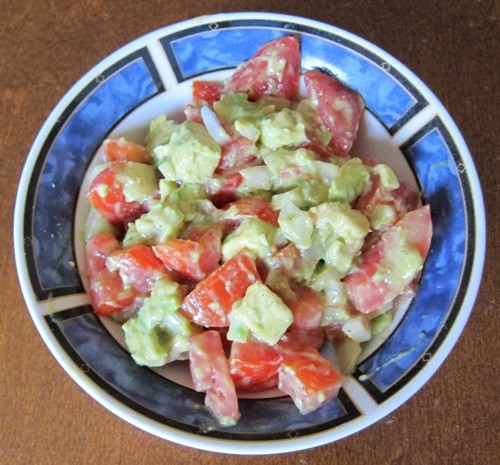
[
  {"left": 222, "top": 198, "right": 279, "bottom": 228},
  {"left": 85, "top": 232, "right": 120, "bottom": 281},
  {"left": 229, "top": 339, "right": 283, "bottom": 392},
  {"left": 225, "top": 36, "right": 301, "bottom": 101},
  {"left": 192, "top": 80, "right": 224, "bottom": 107},
  {"left": 88, "top": 269, "right": 141, "bottom": 317},
  {"left": 189, "top": 330, "right": 240, "bottom": 426},
  {"left": 106, "top": 245, "right": 167, "bottom": 294},
  {"left": 277, "top": 329, "right": 325, "bottom": 357},
  {"left": 187, "top": 223, "right": 224, "bottom": 277},
  {"left": 355, "top": 173, "right": 420, "bottom": 233},
  {"left": 154, "top": 240, "right": 203, "bottom": 282},
  {"left": 216, "top": 136, "right": 258, "bottom": 173},
  {"left": 278, "top": 349, "right": 342, "bottom": 414},
  {"left": 304, "top": 69, "right": 365, "bottom": 157},
  {"left": 87, "top": 163, "right": 148, "bottom": 225},
  {"left": 101, "top": 138, "right": 152, "bottom": 164},
  {"left": 287, "top": 285, "right": 324, "bottom": 331},
  {"left": 206, "top": 170, "right": 244, "bottom": 207},
  {"left": 229, "top": 328, "right": 326, "bottom": 394},
  {"left": 181, "top": 250, "right": 261, "bottom": 327},
  {"left": 345, "top": 205, "right": 433, "bottom": 314},
  {"left": 154, "top": 224, "right": 223, "bottom": 283}
]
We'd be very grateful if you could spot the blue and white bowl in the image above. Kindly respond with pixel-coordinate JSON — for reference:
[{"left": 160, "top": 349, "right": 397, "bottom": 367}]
[{"left": 14, "top": 12, "right": 485, "bottom": 454}]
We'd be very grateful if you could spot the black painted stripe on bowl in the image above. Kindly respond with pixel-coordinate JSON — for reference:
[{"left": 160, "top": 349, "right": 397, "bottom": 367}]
[
  {"left": 45, "top": 307, "right": 361, "bottom": 441},
  {"left": 158, "top": 18, "right": 427, "bottom": 134},
  {"left": 353, "top": 116, "right": 476, "bottom": 404},
  {"left": 23, "top": 48, "right": 164, "bottom": 301}
]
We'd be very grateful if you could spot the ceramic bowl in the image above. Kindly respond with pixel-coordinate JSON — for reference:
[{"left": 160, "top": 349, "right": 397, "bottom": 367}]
[{"left": 14, "top": 12, "right": 485, "bottom": 454}]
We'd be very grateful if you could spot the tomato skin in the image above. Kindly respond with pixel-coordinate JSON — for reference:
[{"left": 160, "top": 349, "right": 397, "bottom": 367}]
[
  {"left": 345, "top": 205, "right": 433, "bottom": 314},
  {"left": 87, "top": 163, "right": 148, "bottom": 225},
  {"left": 182, "top": 250, "right": 261, "bottom": 327},
  {"left": 216, "top": 136, "right": 258, "bottom": 173},
  {"left": 106, "top": 245, "right": 167, "bottom": 294},
  {"left": 355, "top": 173, "right": 420, "bottom": 234},
  {"left": 89, "top": 269, "right": 141, "bottom": 317},
  {"left": 287, "top": 285, "right": 323, "bottom": 332},
  {"left": 222, "top": 198, "right": 279, "bottom": 228},
  {"left": 192, "top": 80, "right": 224, "bottom": 107},
  {"left": 206, "top": 170, "right": 244, "bottom": 207},
  {"left": 304, "top": 69, "right": 365, "bottom": 157},
  {"left": 85, "top": 233, "right": 144, "bottom": 316},
  {"left": 229, "top": 339, "right": 283, "bottom": 392},
  {"left": 229, "top": 329, "right": 325, "bottom": 393},
  {"left": 225, "top": 36, "right": 301, "bottom": 101},
  {"left": 153, "top": 224, "right": 223, "bottom": 283},
  {"left": 101, "top": 139, "right": 152, "bottom": 164},
  {"left": 189, "top": 330, "right": 240, "bottom": 426},
  {"left": 278, "top": 349, "right": 342, "bottom": 414},
  {"left": 85, "top": 233, "right": 121, "bottom": 281}
]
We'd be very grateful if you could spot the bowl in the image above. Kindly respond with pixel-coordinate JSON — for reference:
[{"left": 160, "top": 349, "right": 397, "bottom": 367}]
[{"left": 14, "top": 12, "right": 485, "bottom": 454}]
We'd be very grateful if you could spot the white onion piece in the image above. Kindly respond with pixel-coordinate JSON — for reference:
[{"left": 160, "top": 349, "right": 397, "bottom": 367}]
[{"left": 200, "top": 105, "right": 231, "bottom": 145}]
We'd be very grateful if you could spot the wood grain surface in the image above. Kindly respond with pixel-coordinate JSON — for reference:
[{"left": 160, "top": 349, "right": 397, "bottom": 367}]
[{"left": 1, "top": 1, "right": 498, "bottom": 464}]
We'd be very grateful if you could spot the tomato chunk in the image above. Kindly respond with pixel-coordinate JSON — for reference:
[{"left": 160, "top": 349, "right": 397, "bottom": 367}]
[
  {"left": 287, "top": 285, "right": 323, "bottom": 332},
  {"left": 189, "top": 330, "right": 240, "bottom": 426},
  {"left": 225, "top": 36, "right": 301, "bottom": 101},
  {"left": 278, "top": 349, "right": 342, "bottom": 414},
  {"left": 355, "top": 173, "right": 420, "bottom": 233},
  {"left": 229, "top": 339, "right": 283, "bottom": 392},
  {"left": 86, "top": 233, "right": 143, "bottom": 316},
  {"left": 182, "top": 250, "right": 261, "bottom": 327},
  {"left": 192, "top": 80, "right": 224, "bottom": 107},
  {"left": 101, "top": 138, "right": 152, "bottom": 164},
  {"left": 153, "top": 224, "right": 223, "bottom": 283},
  {"left": 345, "top": 205, "right": 433, "bottom": 314},
  {"left": 216, "top": 136, "right": 258, "bottom": 173},
  {"left": 87, "top": 163, "right": 149, "bottom": 225},
  {"left": 88, "top": 269, "right": 141, "bottom": 317},
  {"left": 222, "top": 198, "right": 279, "bottom": 228},
  {"left": 229, "top": 328, "right": 325, "bottom": 393},
  {"left": 85, "top": 232, "right": 120, "bottom": 281},
  {"left": 304, "top": 69, "right": 365, "bottom": 157},
  {"left": 206, "top": 170, "right": 244, "bottom": 207},
  {"left": 106, "top": 245, "right": 168, "bottom": 294}
]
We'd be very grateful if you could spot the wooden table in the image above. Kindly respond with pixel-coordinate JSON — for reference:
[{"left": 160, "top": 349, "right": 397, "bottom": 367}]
[{"left": 1, "top": 2, "right": 498, "bottom": 464}]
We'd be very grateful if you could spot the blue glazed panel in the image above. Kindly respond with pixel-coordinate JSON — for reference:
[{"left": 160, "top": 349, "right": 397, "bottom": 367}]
[
  {"left": 55, "top": 311, "right": 356, "bottom": 438},
  {"left": 31, "top": 57, "right": 160, "bottom": 297},
  {"left": 358, "top": 122, "right": 466, "bottom": 392},
  {"left": 300, "top": 35, "right": 417, "bottom": 129},
  {"left": 167, "top": 28, "right": 288, "bottom": 79}
]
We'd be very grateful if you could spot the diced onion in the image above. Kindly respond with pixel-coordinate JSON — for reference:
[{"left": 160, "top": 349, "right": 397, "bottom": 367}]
[{"left": 200, "top": 105, "right": 231, "bottom": 145}]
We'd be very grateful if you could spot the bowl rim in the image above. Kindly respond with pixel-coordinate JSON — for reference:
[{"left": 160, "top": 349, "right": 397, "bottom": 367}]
[{"left": 13, "top": 11, "right": 486, "bottom": 455}]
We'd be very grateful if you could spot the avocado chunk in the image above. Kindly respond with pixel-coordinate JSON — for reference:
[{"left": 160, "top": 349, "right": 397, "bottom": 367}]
[
  {"left": 260, "top": 108, "right": 307, "bottom": 150},
  {"left": 123, "top": 201, "right": 185, "bottom": 246},
  {"left": 115, "top": 162, "right": 158, "bottom": 203},
  {"left": 145, "top": 115, "right": 179, "bottom": 166},
  {"left": 213, "top": 93, "right": 275, "bottom": 127},
  {"left": 228, "top": 281, "right": 293, "bottom": 345},
  {"left": 222, "top": 218, "right": 280, "bottom": 262},
  {"left": 278, "top": 202, "right": 314, "bottom": 249},
  {"left": 157, "top": 121, "right": 221, "bottom": 183},
  {"left": 310, "top": 202, "right": 370, "bottom": 275},
  {"left": 123, "top": 278, "right": 201, "bottom": 366},
  {"left": 328, "top": 158, "right": 370, "bottom": 204}
]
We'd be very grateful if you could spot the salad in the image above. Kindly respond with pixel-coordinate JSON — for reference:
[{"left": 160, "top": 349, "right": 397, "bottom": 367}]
[{"left": 84, "top": 36, "right": 433, "bottom": 427}]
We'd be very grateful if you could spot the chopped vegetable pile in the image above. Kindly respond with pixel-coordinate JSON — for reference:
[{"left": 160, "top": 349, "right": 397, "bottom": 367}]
[{"left": 84, "top": 36, "right": 433, "bottom": 426}]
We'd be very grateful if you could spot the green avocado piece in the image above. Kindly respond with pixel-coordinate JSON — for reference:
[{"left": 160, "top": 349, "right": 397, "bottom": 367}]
[
  {"left": 123, "top": 277, "right": 201, "bottom": 367},
  {"left": 157, "top": 121, "right": 221, "bottom": 183},
  {"left": 228, "top": 281, "right": 293, "bottom": 345}
]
